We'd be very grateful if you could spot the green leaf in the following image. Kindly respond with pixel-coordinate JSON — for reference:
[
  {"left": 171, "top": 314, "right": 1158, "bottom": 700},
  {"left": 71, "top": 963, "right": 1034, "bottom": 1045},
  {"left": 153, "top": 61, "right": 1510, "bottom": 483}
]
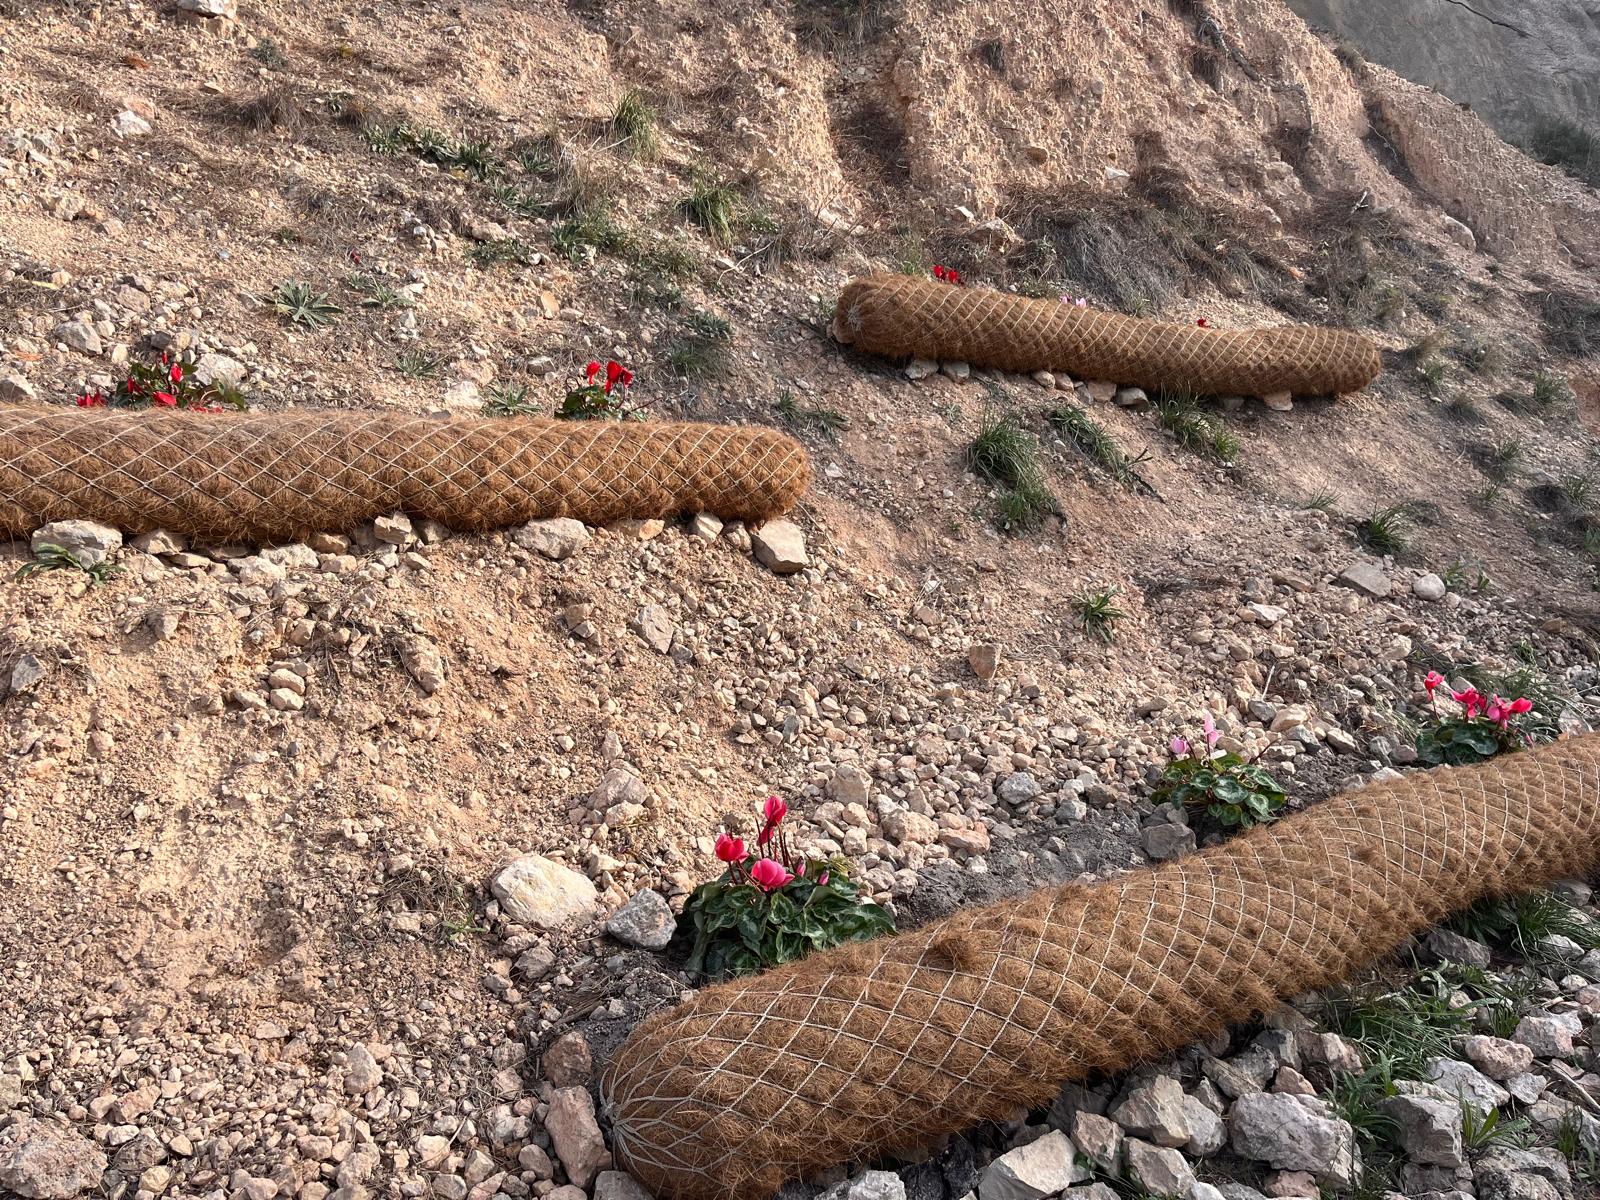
[{"left": 1211, "top": 777, "right": 1248, "bottom": 804}]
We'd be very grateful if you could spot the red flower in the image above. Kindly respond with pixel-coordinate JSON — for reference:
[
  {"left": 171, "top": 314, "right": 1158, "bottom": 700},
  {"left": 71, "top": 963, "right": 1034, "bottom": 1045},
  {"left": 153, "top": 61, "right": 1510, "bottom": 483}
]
[
  {"left": 1509, "top": 697, "right": 1533, "bottom": 715},
  {"left": 714, "top": 833, "right": 746, "bottom": 863},
  {"left": 585, "top": 361, "right": 601, "bottom": 383},
  {"left": 169, "top": 363, "right": 182, "bottom": 384},
  {"left": 125, "top": 377, "right": 141, "bottom": 394},
  {"left": 1196, "top": 318, "right": 1210, "bottom": 328},
  {"left": 1451, "top": 687, "right": 1484, "bottom": 719},
  {"left": 748, "top": 858, "right": 794, "bottom": 892},
  {"left": 933, "top": 265, "right": 947, "bottom": 281},
  {"left": 153, "top": 391, "right": 177, "bottom": 407},
  {"left": 763, "top": 795, "right": 787, "bottom": 825},
  {"left": 1423, "top": 671, "right": 1445, "bottom": 694},
  {"left": 75, "top": 392, "right": 104, "bottom": 408}
]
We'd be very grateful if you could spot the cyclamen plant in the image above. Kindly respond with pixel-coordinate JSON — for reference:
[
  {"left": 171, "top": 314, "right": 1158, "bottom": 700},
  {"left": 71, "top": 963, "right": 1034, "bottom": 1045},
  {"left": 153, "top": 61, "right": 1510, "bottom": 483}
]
[
  {"left": 558, "top": 359, "right": 644, "bottom": 421},
  {"left": 1414, "top": 671, "right": 1535, "bottom": 766},
  {"left": 75, "top": 352, "right": 245, "bottom": 412},
  {"left": 932, "top": 264, "right": 963, "bottom": 286},
  {"left": 679, "top": 795, "right": 896, "bottom": 981},
  {"left": 1154, "top": 713, "right": 1287, "bottom": 832}
]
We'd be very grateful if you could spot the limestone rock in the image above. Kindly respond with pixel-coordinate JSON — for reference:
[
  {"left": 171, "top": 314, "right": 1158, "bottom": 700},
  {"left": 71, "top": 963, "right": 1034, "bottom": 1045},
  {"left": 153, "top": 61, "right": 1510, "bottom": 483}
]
[
  {"left": 968, "top": 643, "right": 1002, "bottom": 680},
  {"left": 1142, "top": 821, "right": 1196, "bottom": 862},
  {"left": 514, "top": 518, "right": 590, "bottom": 560},
  {"left": 752, "top": 520, "right": 808, "bottom": 575},
  {"left": 1424, "top": 1057, "right": 1509, "bottom": 1109},
  {"left": 1071, "top": 1112, "right": 1122, "bottom": 1178},
  {"left": 593, "top": 1171, "right": 655, "bottom": 1200},
  {"left": 542, "top": 1031, "right": 593, "bottom": 1088},
  {"left": 1514, "top": 1013, "right": 1578, "bottom": 1058},
  {"left": 1336, "top": 561, "right": 1391, "bottom": 598},
  {"left": 1413, "top": 572, "right": 1447, "bottom": 601},
  {"left": 53, "top": 319, "right": 102, "bottom": 354},
  {"left": 819, "top": 1170, "right": 907, "bottom": 1200},
  {"left": 0, "top": 1119, "right": 107, "bottom": 1199},
  {"left": 632, "top": 605, "right": 676, "bottom": 653},
  {"left": 193, "top": 352, "right": 246, "bottom": 388},
  {"left": 343, "top": 1044, "right": 382, "bottom": 1093},
  {"left": 979, "top": 1131, "right": 1084, "bottom": 1200},
  {"left": 1228, "top": 1093, "right": 1357, "bottom": 1186},
  {"left": 605, "top": 889, "right": 676, "bottom": 950},
  {"left": 544, "top": 1088, "right": 611, "bottom": 1188},
  {"left": 1380, "top": 1094, "right": 1465, "bottom": 1167},
  {"left": 490, "top": 855, "right": 599, "bottom": 929},
  {"left": 1111, "top": 1076, "right": 1191, "bottom": 1148},
  {"left": 1122, "top": 1139, "right": 1194, "bottom": 1197}
]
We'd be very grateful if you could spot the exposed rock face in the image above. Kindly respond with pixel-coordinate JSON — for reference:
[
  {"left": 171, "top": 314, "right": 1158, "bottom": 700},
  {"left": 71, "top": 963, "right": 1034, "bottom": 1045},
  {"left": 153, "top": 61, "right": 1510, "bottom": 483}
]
[{"left": 1285, "top": 0, "right": 1600, "bottom": 146}]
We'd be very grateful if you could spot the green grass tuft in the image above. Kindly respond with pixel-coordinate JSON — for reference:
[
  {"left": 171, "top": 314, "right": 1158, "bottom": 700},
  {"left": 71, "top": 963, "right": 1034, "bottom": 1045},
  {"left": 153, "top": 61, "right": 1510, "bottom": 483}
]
[
  {"left": 1358, "top": 503, "right": 1414, "bottom": 556},
  {"left": 1047, "top": 404, "right": 1154, "bottom": 493},
  {"left": 609, "top": 88, "right": 659, "bottom": 160},
  {"left": 679, "top": 175, "right": 742, "bottom": 245},
  {"left": 1156, "top": 392, "right": 1239, "bottom": 465}
]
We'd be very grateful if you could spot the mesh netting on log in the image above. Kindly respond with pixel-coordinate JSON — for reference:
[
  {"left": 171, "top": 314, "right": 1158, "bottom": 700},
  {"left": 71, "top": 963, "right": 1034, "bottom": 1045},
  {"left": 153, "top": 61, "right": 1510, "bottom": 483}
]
[
  {"left": 832, "top": 274, "right": 1383, "bottom": 397},
  {"left": 602, "top": 735, "right": 1600, "bottom": 1200},
  {"left": 0, "top": 406, "right": 811, "bottom": 543}
]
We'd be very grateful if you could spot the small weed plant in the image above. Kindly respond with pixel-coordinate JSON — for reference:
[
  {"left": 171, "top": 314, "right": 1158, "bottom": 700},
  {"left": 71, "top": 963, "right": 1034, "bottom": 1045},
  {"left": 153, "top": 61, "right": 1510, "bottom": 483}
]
[
  {"left": 680, "top": 175, "right": 741, "bottom": 245},
  {"left": 16, "top": 543, "right": 121, "bottom": 586},
  {"left": 271, "top": 280, "right": 343, "bottom": 330},
  {"left": 679, "top": 796, "right": 896, "bottom": 980},
  {"left": 1155, "top": 714, "right": 1287, "bottom": 832},
  {"left": 775, "top": 391, "right": 849, "bottom": 437},
  {"left": 1156, "top": 393, "right": 1239, "bottom": 465},
  {"left": 393, "top": 350, "right": 443, "bottom": 380},
  {"left": 483, "top": 382, "right": 538, "bottom": 417},
  {"left": 1451, "top": 890, "right": 1600, "bottom": 967},
  {"left": 1071, "top": 585, "right": 1127, "bottom": 642}
]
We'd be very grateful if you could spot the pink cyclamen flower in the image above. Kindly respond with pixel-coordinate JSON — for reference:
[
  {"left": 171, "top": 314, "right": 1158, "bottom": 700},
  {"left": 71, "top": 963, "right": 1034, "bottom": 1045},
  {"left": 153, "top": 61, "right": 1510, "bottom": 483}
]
[
  {"left": 1423, "top": 671, "right": 1445, "bottom": 694},
  {"left": 1075, "top": 297, "right": 1088, "bottom": 308},
  {"left": 1170, "top": 736, "right": 1189, "bottom": 757},
  {"left": 1452, "top": 687, "right": 1483, "bottom": 719},
  {"left": 817, "top": 871, "right": 829, "bottom": 886},
  {"left": 749, "top": 858, "right": 794, "bottom": 892},
  {"left": 1202, "top": 713, "right": 1219, "bottom": 748},
  {"left": 1509, "top": 697, "right": 1533, "bottom": 715},
  {"left": 762, "top": 795, "right": 788, "bottom": 825},
  {"left": 714, "top": 833, "right": 746, "bottom": 863}
]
